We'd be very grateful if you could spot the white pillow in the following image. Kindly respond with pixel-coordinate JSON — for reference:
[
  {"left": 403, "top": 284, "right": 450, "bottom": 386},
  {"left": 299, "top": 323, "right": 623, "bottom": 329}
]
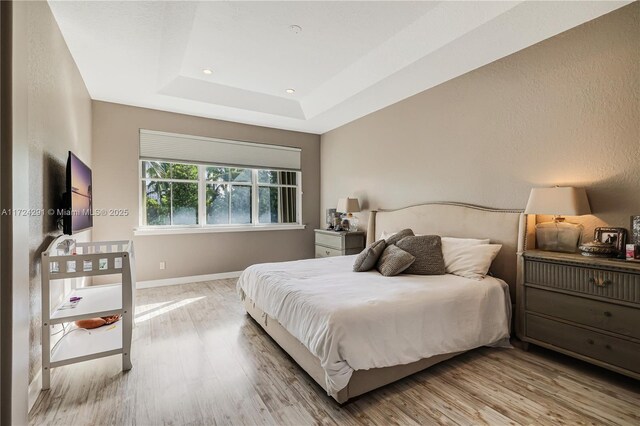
[
  {"left": 441, "top": 237, "right": 490, "bottom": 271},
  {"left": 441, "top": 237, "right": 490, "bottom": 246},
  {"left": 445, "top": 244, "right": 502, "bottom": 280},
  {"left": 380, "top": 230, "right": 412, "bottom": 241},
  {"left": 379, "top": 231, "right": 395, "bottom": 240}
]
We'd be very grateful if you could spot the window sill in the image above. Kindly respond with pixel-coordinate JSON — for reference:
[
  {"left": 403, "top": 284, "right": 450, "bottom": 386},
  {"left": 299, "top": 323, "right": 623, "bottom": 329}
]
[{"left": 133, "top": 224, "right": 306, "bottom": 236}]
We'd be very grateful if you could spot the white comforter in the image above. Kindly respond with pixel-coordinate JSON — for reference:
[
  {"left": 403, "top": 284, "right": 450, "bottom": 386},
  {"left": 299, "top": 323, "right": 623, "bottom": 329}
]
[{"left": 237, "top": 255, "right": 511, "bottom": 395}]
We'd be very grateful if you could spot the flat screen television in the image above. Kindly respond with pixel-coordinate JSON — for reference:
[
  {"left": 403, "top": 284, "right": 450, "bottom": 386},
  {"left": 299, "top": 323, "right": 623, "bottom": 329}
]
[{"left": 63, "top": 151, "right": 93, "bottom": 235}]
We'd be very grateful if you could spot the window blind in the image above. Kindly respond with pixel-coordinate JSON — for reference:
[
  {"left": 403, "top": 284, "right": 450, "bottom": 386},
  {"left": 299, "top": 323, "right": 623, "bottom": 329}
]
[{"left": 139, "top": 129, "right": 301, "bottom": 171}]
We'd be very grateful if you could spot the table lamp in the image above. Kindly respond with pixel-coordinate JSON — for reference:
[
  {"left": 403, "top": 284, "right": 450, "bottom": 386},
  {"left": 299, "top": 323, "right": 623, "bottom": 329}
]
[
  {"left": 524, "top": 187, "right": 591, "bottom": 253},
  {"left": 336, "top": 197, "right": 361, "bottom": 231}
]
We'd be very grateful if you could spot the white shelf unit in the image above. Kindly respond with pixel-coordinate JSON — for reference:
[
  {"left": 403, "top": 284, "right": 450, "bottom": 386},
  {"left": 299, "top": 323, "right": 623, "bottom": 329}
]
[{"left": 41, "top": 236, "right": 135, "bottom": 389}]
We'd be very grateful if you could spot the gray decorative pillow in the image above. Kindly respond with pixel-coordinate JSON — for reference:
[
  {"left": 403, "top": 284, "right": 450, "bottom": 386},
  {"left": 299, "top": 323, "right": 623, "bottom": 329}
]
[
  {"left": 353, "top": 239, "right": 386, "bottom": 272},
  {"left": 396, "top": 235, "right": 445, "bottom": 275},
  {"left": 376, "top": 245, "right": 415, "bottom": 277},
  {"left": 385, "top": 228, "right": 415, "bottom": 246}
]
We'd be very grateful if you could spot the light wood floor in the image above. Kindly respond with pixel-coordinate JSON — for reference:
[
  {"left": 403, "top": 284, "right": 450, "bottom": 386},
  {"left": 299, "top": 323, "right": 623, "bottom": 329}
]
[{"left": 30, "top": 279, "right": 640, "bottom": 426}]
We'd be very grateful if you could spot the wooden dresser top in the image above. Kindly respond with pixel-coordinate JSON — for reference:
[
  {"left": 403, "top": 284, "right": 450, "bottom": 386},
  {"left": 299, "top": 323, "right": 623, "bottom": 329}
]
[{"left": 524, "top": 250, "right": 640, "bottom": 273}]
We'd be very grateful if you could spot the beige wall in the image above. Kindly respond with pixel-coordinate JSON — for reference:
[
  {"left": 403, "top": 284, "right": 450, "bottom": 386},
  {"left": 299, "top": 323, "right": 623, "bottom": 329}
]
[
  {"left": 19, "top": 2, "right": 93, "bottom": 385},
  {"left": 92, "top": 101, "right": 320, "bottom": 282},
  {"left": 321, "top": 3, "right": 640, "bottom": 242}
]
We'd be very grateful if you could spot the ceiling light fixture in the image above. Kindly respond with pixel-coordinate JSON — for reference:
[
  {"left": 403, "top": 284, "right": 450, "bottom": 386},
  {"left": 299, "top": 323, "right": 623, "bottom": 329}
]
[
  {"left": 289, "top": 25, "right": 302, "bottom": 34},
  {"left": 202, "top": 68, "right": 213, "bottom": 75},
  {"left": 285, "top": 88, "right": 296, "bottom": 94}
]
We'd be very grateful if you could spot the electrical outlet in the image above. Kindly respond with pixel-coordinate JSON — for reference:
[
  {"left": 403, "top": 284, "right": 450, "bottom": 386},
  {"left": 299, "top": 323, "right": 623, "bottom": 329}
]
[{"left": 159, "top": 261, "right": 166, "bottom": 270}]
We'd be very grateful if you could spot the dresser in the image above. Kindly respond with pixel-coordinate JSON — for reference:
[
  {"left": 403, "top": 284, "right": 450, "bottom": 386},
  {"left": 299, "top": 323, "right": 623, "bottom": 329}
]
[
  {"left": 518, "top": 250, "right": 640, "bottom": 379},
  {"left": 314, "top": 229, "right": 365, "bottom": 258}
]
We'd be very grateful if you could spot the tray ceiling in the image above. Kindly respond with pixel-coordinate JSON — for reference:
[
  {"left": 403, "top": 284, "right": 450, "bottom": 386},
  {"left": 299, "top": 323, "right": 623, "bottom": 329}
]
[{"left": 49, "top": 1, "right": 631, "bottom": 134}]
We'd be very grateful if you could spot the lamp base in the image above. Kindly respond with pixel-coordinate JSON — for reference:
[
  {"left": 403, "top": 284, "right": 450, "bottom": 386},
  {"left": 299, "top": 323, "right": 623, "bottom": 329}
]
[
  {"left": 342, "top": 213, "right": 359, "bottom": 232},
  {"left": 536, "top": 221, "right": 583, "bottom": 253}
]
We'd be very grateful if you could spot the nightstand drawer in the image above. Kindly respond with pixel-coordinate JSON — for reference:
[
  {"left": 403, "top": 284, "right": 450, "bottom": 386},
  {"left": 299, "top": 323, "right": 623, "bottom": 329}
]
[
  {"left": 315, "top": 232, "right": 344, "bottom": 250},
  {"left": 526, "top": 287, "right": 640, "bottom": 339},
  {"left": 527, "top": 314, "right": 640, "bottom": 374},
  {"left": 315, "top": 246, "right": 343, "bottom": 258},
  {"left": 525, "top": 260, "right": 640, "bottom": 304}
]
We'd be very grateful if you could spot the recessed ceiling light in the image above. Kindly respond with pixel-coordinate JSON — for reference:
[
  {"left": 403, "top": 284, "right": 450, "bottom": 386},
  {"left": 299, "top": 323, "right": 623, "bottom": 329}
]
[
  {"left": 285, "top": 88, "right": 296, "bottom": 94},
  {"left": 202, "top": 68, "right": 213, "bottom": 75},
  {"left": 289, "top": 25, "right": 302, "bottom": 34}
]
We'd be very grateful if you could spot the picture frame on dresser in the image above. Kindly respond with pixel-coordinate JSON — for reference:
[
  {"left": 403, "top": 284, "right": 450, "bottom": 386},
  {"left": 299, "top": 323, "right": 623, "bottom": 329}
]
[
  {"left": 325, "top": 208, "right": 337, "bottom": 230},
  {"left": 631, "top": 215, "right": 640, "bottom": 244},
  {"left": 594, "top": 227, "right": 627, "bottom": 256}
]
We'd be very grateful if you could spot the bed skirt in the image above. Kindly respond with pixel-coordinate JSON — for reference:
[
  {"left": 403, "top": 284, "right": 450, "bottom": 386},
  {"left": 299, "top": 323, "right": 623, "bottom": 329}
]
[{"left": 243, "top": 297, "right": 463, "bottom": 403}]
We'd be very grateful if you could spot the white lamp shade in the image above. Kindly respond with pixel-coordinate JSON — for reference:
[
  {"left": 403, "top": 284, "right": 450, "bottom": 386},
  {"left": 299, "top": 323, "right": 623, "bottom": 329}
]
[
  {"left": 336, "top": 197, "right": 361, "bottom": 213},
  {"left": 524, "top": 187, "right": 591, "bottom": 216}
]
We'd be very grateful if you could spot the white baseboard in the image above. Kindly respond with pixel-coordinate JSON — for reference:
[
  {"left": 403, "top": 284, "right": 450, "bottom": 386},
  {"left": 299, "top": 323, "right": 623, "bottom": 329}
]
[
  {"left": 136, "top": 271, "right": 242, "bottom": 289},
  {"left": 28, "top": 370, "right": 42, "bottom": 413}
]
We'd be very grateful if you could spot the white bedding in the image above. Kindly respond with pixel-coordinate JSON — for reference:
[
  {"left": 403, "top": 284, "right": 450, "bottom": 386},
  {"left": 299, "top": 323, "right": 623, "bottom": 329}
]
[{"left": 237, "top": 255, "right": 511, "bottom": 395}]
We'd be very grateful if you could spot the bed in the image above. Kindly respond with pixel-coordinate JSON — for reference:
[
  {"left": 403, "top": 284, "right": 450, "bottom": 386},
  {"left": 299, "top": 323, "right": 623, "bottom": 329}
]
[{"left": 237, "top": 202, "right": 533, "bottom": 403}]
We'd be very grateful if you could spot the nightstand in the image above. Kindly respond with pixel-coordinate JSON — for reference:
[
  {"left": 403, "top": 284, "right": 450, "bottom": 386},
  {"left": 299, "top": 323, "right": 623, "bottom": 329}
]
[
  {"left": 517, "top": 250, "right": 640, "bottom": 380},
  {"left": 314, "top": 229, "right": 365, "bottom": 258}
]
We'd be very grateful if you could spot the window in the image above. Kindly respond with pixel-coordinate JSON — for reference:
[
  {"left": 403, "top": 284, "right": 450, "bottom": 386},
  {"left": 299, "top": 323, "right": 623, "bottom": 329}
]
[
  {"left": 141, "top": 161, "right": 199, "bottom": 226},
  {"left": 140, "top": 160, "right": 301, "bottom": 229},
  {"left": 138, "top": 130, "right": 302, "bottom": 233},
  {"left": 258, "top": 170, "right": 298, "bottom": 224},
  {"left": 205, "top": 166, "right": 252, "bottom": 225}
]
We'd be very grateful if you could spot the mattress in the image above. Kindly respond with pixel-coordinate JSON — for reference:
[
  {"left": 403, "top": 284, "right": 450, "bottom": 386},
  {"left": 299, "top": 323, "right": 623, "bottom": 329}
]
[{"left": 237, "top": 255, "right": 511, "bottom": 395}]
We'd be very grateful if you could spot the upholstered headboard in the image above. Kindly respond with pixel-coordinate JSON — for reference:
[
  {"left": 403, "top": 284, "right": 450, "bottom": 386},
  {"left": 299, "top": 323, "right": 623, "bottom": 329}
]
[{"left": 366, "top": 202, "right": 533, "bottom": 302}]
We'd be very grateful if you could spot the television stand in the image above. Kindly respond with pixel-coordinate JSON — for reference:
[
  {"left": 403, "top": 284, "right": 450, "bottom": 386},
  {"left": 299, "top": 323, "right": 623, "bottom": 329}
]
[{"left": 40, "top": 235, "right": 135, "bottom": 390}]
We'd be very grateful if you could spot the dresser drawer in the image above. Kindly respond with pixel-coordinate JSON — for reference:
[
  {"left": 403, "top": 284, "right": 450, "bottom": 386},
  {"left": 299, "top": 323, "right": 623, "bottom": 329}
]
[
  {"left": 525, "top": 260, "right": 640, "bottom": 304},
  {"left": 315, "top": 246, "right": 343, "bottom": 258},
  {"left": 526, "top": 314, "right": 640, "bottom": 374},
  {"left": 526, "top": 287, "right": 640, "bottom": 339},
  {"left": 315, "top": 233, "right": 344, "bottom": 250}
]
